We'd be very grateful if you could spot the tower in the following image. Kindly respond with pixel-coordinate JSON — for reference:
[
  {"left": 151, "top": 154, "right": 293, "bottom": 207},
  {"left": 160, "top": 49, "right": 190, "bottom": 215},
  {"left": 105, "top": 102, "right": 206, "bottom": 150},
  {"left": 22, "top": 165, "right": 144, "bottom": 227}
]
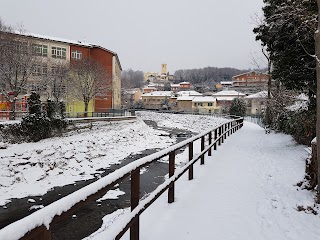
[{"left": 161, "top": 64, "right": 167, "bottom": 75}]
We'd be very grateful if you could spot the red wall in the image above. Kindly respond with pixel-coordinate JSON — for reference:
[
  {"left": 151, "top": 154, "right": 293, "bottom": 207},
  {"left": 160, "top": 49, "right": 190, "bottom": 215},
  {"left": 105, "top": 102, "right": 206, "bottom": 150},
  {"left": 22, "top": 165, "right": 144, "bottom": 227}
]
[
  {"left": 70, "top": 45, "right": 91, "bottom": 62},
  {"left": 90, "top": 47, "right": 114, "bottom": 112}
]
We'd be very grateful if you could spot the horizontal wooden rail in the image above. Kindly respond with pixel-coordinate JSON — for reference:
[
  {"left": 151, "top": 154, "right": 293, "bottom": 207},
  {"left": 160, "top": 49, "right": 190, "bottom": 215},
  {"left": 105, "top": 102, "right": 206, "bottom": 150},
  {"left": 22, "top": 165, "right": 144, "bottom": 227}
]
[{"left": 0, "top": 116, "right": 244, "bottom": 240}]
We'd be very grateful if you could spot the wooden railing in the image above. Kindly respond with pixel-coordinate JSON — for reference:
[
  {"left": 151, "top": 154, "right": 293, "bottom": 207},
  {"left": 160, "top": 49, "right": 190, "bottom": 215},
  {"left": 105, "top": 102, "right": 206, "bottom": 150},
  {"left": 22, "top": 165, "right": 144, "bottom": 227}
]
[{"left": 0, "top": 117, "right": 244, "bottom": 240}]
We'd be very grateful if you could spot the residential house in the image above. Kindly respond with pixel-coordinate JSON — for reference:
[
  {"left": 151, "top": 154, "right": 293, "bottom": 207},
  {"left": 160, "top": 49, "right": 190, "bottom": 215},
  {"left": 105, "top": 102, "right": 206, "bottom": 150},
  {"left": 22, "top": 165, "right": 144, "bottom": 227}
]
[
  {"left": 212, "top": 90, "right": 245, "bottom": 112},
  {"left": 171, "top": 82, "right": 191, "bottom": 92},
  {"left": 141, "top": 91, "right": 172, "bottom": 109},
  {"left": 176, "top": 96, "right": 194, "bottom": 112},
  {"left": 244, "top": 91, "right": 267, "bottom": 115},
  {"left": 192, "top": 96, "right": 218, "bottom": 114}
]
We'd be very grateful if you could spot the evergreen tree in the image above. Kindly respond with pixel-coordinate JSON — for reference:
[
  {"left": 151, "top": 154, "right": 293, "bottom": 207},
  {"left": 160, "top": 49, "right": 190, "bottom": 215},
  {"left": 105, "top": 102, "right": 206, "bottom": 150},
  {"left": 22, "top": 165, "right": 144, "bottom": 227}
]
[
  {"left": 21, "top": 92, "right": 51, "bottom": 142},
  {"left": 229, "top": 98, "right": 246, "bottom": 117},
  {"left": 253, "top": 0, "right": 317, "bottom": 111}
]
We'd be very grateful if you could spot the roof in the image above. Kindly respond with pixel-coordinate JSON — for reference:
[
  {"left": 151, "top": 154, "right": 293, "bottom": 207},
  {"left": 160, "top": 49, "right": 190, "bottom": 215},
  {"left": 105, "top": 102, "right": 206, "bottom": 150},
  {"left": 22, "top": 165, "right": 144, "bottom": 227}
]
[
  {"left": 192, "top": 97, "right": 216, "bottom": 103},
  {"left": 171, "top": 84, "right": 180, "bottom": 87},
  {"left": 143, "top": 87, "right": 157, "bottom": 90},
  {"left": 177, "top": 91, "right": 202, "bottom": 97},
  {"left": 232, "top": 71, "right": 268, "bottom": 79},
  {"left": 216, "top": 97, "right": 237, "bottom": 101},
  {"left": 177, "top": 96, "right": 195, "bottom": 101},
  {"left": 212, "top": 90, "right": 245, "bottom": 96},
  {"left": 142, "top": 91, "right": 172, "bottom": 97},
  {"left": 220, "top": 81, "right": 233, "bottom": 85},
  {"left": 179, "top": 81, "right": 190, "bottom": 85},
  {"left": 245, "top": 91, "right": 268, "bottom": 99}
]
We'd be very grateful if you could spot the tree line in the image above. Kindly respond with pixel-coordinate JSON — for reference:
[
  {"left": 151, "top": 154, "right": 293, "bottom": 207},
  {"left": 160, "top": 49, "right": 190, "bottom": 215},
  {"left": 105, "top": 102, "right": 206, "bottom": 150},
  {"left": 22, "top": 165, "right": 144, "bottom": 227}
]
[{"left": 173, "top": 67, "right": 250, "bottom": 86}]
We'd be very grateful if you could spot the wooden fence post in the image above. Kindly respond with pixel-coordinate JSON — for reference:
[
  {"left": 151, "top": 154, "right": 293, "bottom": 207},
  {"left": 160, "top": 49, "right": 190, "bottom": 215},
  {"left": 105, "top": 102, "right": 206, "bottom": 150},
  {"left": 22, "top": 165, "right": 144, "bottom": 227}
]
[
  {"left": 168, "top": 151, "right": 175, "bottom": 203},
  {"left": 221, "top": 126, "right": 224, "bottom": 143},
  {"left": 208, "top": 132, "right": 212, "bottom": 156},
  {"left": 188, "top": 142, "right": 193, "bottom": 180},
  {"left": 130, "top": 168, "right": 140, "bottom": 240},
  {"left": 214, "top": 129, "right": 217, "bottom": 150},
  {"left": 201, "top": 136, "right": 205, "bottom": 165}
]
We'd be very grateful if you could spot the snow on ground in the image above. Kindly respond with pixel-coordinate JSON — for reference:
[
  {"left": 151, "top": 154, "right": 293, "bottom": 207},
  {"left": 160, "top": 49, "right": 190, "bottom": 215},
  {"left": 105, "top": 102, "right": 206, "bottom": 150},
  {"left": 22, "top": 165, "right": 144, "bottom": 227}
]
[
  {"left": 87, "top": 122, "right": 320, "bottom": 240},
  {"left": 137, "top": 111, "right": 227, "bottom": 133},
  {"left": 0, "top": 112, "right": 227, "bottom": 206}
]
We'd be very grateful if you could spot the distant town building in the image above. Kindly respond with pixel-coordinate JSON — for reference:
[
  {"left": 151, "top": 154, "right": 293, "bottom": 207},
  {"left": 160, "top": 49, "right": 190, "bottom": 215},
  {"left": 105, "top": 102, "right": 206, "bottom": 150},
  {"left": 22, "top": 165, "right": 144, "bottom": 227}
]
[
  {"left": 212, "top": 90, "right": 245, "bottom": 111},
  {"left": 244, "top": 91, "right": 267, "bottom": 115},
  {"left": 232, "top": 71, "right": 270, "bottom": 91}
]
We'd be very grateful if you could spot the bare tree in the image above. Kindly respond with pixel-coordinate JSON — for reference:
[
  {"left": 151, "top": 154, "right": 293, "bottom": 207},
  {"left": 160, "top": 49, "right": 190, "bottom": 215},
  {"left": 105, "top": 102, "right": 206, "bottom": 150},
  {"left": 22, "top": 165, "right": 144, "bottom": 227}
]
[
  {"left": 0, "top": 26, "right": 47, "bottom": 119},
  {"left": 121, "top": 69, "right": 144, "bottom": 89},
  {"left": 44, "top": 61, "right": 69, "bottom": 103},
  {"left": 68, "top": 57, "right": 111, "bottom": 116}
]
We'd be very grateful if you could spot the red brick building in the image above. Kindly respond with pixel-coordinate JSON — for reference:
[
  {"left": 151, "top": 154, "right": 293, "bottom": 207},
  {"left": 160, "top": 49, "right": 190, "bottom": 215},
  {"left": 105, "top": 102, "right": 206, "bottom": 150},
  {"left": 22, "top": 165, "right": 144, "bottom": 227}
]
[{"left": 232, "top": 71, "right": 269, "bottom": 88}]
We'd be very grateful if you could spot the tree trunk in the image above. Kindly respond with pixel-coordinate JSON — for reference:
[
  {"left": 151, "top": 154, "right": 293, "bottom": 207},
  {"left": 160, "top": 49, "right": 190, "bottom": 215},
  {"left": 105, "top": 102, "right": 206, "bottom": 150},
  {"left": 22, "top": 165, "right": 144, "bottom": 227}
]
[
  {"left": 316, "top": 0, "right": 320, "bottom": 203},
  {"left": 9, "top": 99, "right": 16, "bottom": 120},
  {"left": 266, "top": 58, "right": 272, "bottom": 127},
  {"left": 84, "top": 100, "right": 89, "bottom": 118}
]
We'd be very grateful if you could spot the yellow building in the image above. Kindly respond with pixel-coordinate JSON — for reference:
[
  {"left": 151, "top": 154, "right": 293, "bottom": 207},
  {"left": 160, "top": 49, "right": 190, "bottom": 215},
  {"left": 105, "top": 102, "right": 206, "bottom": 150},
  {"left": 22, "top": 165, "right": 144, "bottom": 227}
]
[
  {"left": 192, "top": 96, "right": 219, "bottom": 114},
  {"left": 66, "top": 100, "right": 94, "bottom": 117},
  {"left": 141, "top": 91, "right": 172, "bottom": 109}
]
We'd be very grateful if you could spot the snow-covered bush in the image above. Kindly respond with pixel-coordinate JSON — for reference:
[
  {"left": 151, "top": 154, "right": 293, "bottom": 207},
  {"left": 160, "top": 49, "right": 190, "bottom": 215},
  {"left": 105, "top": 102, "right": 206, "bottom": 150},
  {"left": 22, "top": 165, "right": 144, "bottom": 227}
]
[
  {"left": 21, "top": 92, "right": 52, "bottom": 142},
  {"left": 275, "top": 109, "right": 315, "bottom": 145},
  {"left": 0, "top": 93, "right": 67, "bottom": 143}
]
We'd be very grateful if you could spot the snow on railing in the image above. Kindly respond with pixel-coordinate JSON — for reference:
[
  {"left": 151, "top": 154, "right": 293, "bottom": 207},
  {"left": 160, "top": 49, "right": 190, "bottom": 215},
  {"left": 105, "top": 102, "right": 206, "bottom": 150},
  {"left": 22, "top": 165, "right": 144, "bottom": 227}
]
[{"left": 0, "top": 116, "right": 244, "bottom": 240}]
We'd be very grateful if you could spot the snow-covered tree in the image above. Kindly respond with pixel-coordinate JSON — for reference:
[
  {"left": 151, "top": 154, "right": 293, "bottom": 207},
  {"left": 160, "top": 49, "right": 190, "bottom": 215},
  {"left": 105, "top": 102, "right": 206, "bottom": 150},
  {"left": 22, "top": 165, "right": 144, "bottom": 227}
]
[
  {"left": 229, "top": 98, "right": 246, "bottom": 117},
  {"left": 253, "top": 0, "right": 317, "bottom": 111}
]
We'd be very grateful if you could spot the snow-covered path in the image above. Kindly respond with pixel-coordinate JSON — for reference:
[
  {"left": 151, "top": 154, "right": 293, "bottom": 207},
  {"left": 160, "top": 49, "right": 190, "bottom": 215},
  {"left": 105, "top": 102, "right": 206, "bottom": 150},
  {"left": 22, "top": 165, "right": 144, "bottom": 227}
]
[{"left": 114, "top": 122, "right": 320, "bottom": 240}]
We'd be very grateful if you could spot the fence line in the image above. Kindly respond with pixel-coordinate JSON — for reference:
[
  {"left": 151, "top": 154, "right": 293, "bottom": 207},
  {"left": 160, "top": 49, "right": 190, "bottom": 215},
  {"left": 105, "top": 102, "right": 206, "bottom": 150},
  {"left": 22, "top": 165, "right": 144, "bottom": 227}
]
[{"left": 0, "top": 116, "right": 244, "bottom": 240}]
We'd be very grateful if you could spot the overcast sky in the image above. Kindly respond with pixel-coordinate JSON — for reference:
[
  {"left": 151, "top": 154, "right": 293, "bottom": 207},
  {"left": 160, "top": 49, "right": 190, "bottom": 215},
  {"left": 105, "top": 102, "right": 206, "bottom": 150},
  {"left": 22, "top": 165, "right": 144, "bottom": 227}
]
[{"left": 0, "top": 0, "right": 264, "bottom": 73}]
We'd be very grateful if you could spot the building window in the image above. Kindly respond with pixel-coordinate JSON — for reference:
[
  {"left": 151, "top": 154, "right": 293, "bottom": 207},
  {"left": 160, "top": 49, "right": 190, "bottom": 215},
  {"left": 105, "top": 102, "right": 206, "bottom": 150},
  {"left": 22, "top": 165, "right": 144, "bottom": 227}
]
[
  {"left": 71, "top": 50, "right": 82, "bottom": 60},
  {"left": 33, "top": 64, "right": 48, "bottom": 75},
  {"left": 51, "top": 66, "right": 65, "bottom": 76},
  {"left": 208, "top": 102, "right": 213, "bottom": 106},
  {"left": 52, "top": 46, "right": 66, "bottom": 59},
  {"left": 33, "top": 44, "right": 48, "bottom": 56}
]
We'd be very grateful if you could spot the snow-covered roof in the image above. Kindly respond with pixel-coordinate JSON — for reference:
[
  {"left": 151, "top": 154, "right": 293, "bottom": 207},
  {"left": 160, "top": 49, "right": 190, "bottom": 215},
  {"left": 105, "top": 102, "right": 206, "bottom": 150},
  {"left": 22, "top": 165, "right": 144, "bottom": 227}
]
[
  {"left": 171, "top": 84, "right": 180, "bottom": 87},
  {"left": 177, "top": 96, "right": 195, "bottom": 101},
  {"left": 179, "top": 81, "right": 190, "bottom": 85},
  {"left": 142, "top": 91, "right": 172, "bottom": 97},
  {"left": 245, "top": 91, "right": 268, "bottom": 99},
  {"left": 143, "top": 87, "right": 157, "bottom": 90},
  {"left": 212, "top": 90, "right": 245, "bottom": 96},
  {"left": 177, "top": 91, "right": 202, "bottom": 97},
  {"left": 220, "top": 81, "right": 233, "bottom": 85},
  {"left": 232, "top": 71, "right": 268, "bottom": 78},
  {"left": 192, "top": 97, "right": 216, "bottom": 103},
  {"left": 216, "top": 97, "right": 237, "bottom": 101}
]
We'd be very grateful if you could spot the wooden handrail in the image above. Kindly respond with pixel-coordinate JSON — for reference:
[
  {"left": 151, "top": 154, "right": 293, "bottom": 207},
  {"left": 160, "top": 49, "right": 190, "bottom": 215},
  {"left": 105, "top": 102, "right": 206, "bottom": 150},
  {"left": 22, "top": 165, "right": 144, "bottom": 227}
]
[{"left": 0, "top": 116, "right": 244, "bottom": 240}]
